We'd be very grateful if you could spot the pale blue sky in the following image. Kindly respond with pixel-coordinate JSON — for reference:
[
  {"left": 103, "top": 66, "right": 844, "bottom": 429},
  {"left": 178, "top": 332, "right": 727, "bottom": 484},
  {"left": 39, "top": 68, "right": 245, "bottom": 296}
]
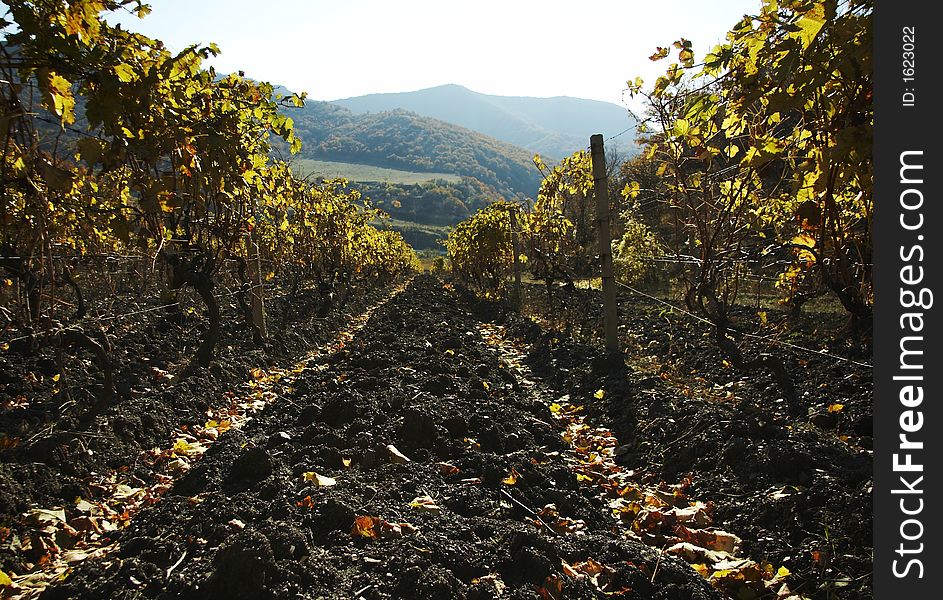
[{"left": 107, "top": 0, "right": 757, "bottom": 111}]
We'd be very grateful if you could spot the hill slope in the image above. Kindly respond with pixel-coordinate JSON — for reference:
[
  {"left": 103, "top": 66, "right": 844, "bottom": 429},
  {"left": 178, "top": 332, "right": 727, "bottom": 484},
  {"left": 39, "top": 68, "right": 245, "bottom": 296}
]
[
  {"left": 286, "top": 101, "right": 541, "bottom": 199},
  {"left": 332, "top": 84, "right": 638, "bottom": 159}
]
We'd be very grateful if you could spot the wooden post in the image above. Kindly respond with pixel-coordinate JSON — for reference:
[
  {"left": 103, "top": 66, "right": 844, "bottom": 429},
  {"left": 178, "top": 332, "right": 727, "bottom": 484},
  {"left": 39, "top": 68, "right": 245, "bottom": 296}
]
[
  {"left": 249, "top": 242, "right": 267, "bottom": 342},
  {"left": 590, "top": 134, "right": 620, "bottom": 355},
  {"left": 509, "top": 204, "right": 523, "bottom": 307}
]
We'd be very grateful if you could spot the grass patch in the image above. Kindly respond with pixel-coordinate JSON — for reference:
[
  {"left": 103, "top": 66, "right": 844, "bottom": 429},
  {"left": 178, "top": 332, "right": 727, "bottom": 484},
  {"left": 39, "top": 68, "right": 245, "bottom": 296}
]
[{"left": 293, "top": 159, "right": 461, "bottom": 185}]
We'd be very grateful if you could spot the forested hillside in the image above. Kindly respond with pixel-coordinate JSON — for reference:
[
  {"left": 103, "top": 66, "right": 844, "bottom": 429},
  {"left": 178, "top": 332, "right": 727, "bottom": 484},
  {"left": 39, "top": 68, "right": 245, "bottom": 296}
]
[
  {"left": 286, "top": 100, "right": 542, "bottom": 199},
  {"left": 334, "top": 84, "right": 639, "bottom": 159}
]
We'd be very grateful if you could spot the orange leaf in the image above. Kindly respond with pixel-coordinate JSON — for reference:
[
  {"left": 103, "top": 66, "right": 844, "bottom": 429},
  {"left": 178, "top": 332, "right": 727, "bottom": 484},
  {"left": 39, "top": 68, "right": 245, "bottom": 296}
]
[{"left": 352, "top": 515, "right": 378, "bottom": 539}]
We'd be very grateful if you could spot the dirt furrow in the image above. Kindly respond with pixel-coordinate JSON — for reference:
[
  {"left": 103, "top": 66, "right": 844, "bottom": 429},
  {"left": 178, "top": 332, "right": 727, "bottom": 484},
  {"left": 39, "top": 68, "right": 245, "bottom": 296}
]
[
  {"left": 0, "top": 278, "right": 413, "bottom": 599},
  {"left": 42, "top": 276, "right": 716, "bottom": 600},
  {"left": 476, "top": 288, "right": 872, "bottom": 599}
]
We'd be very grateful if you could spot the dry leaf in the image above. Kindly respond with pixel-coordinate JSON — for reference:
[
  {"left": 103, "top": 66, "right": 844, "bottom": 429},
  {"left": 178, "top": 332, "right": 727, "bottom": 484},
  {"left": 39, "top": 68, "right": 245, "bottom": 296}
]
[
  {"left": 409, "top": 495, "right": 442, "bottom": 512},
  {"left": 25, "top": 508, "right": 66, "bottom": 525},
  {"left": 437, "top": 462, "right": 460, "bottom": 476},
  {"left": 303, "top": 472, "right": 336, "bottom": 487},
  {"left": 386, "top": 445, "right": 411, "bottom": 464},
  {"left": 352, "top": 515, "right": 378, "bottom": 539}
]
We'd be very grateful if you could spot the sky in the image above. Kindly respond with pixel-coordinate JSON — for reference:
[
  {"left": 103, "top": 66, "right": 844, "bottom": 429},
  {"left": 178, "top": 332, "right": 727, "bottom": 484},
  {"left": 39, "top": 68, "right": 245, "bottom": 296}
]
[{"left": 105, "top": 0, "right": 758, "bottom": 113}]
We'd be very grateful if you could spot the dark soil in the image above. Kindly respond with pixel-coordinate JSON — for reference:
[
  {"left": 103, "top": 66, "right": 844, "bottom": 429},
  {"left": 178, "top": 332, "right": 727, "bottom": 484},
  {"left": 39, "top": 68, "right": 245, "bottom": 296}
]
[
  {"left": 0, "top": 278, "right": 393, "bottom": 543},
  {"left": 494, "top": 283, "right": 873, "bottom": 599},
  {"left": 1, "top": 276, "right": 873, "bottom": 600},
  {"left": 40, "top": 276, "right": 718, "bottom": 600}
]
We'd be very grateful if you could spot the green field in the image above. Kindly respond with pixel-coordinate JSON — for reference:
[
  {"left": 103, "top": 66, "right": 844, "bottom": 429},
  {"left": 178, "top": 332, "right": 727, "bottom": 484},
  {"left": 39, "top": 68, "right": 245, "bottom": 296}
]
[
  {"left": 292, "top": 159, "right": 461, "bottom": 185},
  {"left": 376, "top": 218, "right": 450, "bottom": 252}
]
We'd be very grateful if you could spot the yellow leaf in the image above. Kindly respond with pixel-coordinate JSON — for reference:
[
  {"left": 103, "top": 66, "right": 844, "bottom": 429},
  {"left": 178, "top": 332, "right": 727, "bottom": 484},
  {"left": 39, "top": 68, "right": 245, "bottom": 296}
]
[
  {"left": 502, "top": 468, "right": 520, "bottom": 485},
  {"left": 52, "top": 374, "right": 61, "bottom": 382},
  {"left": 303, "top": 471, "right": 336, "bottom": 486},
  {"left": 777, "top": 565, "right": 791, "bottom": 578},
  {"left": 409, "top": 495, "right": 442, "bottom": 512},
  {"left": 691, "top": 563, "right": 710, "bottom": 577},
  {"left": 0, "top": 569, "right": 12, "bottom": 586},
  {"left": 173, "top": 439, "right": 191, "bottom": 454},
  {"left": 39, "top": 70, "right": 76, "bottom": 124},
  {"left": 593, "top": 389, "right": 605, "bottom": 399},
  {"left": 827, "top": 403, "right": 844, "bottom": 413},
  {"left": 113, "top": 64, "right": 135, "bottom": 83}
]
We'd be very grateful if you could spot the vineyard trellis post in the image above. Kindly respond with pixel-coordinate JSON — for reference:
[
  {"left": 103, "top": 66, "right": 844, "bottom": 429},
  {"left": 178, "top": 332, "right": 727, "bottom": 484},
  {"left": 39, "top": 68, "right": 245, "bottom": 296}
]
[
  {"left": 509, "top": 204, "right": 523, "bottom": 306},
  {"left": 589, "top": 134, "right": 620, "bottom": 355},
  {"left": 249, "top": 242, "right": 267, "bottom": 342}
]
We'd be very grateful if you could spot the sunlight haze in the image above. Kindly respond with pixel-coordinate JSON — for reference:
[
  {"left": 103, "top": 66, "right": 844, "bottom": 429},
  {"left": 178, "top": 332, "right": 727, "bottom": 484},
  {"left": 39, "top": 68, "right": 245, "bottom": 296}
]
[{"left": 109, "top": 0, "right": 758, "bottom": 111}]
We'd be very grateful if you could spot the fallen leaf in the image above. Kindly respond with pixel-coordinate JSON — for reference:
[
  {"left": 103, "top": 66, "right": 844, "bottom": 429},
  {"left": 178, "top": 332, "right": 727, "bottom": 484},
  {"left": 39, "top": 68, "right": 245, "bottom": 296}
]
[
  {"left": 594, "top": 389, "right": 605, "bottom": 399},
  {"left": 69, "top": 516, "right": 101, "bottom": 534},
  {"left": 409, "top": 495, "right": 442, "bottom": 512},
  {"left": 0, "top": 569, "right": 12, "bottom": 586},
  {"left": 398, "top": 522, "right": 418, "bottom": 535},
  {"left": 827, "top": 403, "right": 844, "bottom": 413},
  {"left": 502, "top": 467, "right": 520, "bottom": 485},
  {"left": 666, "top": 542, "right": 730, "bottom": 565},
  {"left": 303, "top": 472, "right": 336, "bottom": 487},
  {"left": 61, "top": 549, "right": 89, "bottom": 563},
  {"left": 386, "top": 444, "right": 411, "bottom": 464},
  {"left": 352, "top": 515, "right": 378, "bottom": 539},
  {"left": 437, "top": 462, "right": 460, "bottom": 476},
  {"left": 380, "top": 521, "right": 403, "bottom": 539},
  {"left": 25, "top": 508, "right": 66, "bottom": 525},
  {"left": 470, "top": 574, "right": 506, "bottom": 595},
  {"left": 172, "top": 439, "right": 191, "bottom": 454}
]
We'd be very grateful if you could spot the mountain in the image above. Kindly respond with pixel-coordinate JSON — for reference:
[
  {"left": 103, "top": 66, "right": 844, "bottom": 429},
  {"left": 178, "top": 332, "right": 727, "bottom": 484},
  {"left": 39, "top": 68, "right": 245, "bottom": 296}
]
[
  {"left": 331, "top": 84, "right": 638, "bottom": 160},
  {"left": 284, "top": 100, "right": 542, "bottom": 199}
]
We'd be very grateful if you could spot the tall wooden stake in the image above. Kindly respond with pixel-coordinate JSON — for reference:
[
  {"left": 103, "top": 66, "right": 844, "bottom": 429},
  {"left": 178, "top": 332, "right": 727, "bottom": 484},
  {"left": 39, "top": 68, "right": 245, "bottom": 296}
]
[
  {"left": 590, "top": 134, "right": 620, "bottom": 355},
  {"left": 509, "top": 205, "right": 523, "bottom": 307},
  {"left": 249, "top": 241, "right": 267, "bottom": 342}
]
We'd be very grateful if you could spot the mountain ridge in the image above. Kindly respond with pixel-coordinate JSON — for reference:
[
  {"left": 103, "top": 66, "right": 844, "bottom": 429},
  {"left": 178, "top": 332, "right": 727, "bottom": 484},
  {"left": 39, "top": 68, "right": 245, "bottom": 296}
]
[{"left": 330, "top": 83, "right": 638, "bottom": 160}]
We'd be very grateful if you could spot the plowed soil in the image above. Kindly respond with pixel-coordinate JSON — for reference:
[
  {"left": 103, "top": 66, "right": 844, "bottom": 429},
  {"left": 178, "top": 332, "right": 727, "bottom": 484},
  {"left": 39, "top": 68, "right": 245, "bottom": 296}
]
[{"left": 1, "top": 276, "right": 872, "bottom": 599}]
